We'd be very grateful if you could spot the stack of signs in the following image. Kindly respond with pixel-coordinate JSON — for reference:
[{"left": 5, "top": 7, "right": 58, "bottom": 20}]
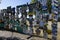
[
  {"left": 40, "top": 0, "right": 48, "bottom": 39},
  {"left": 28, "top": 15, "right": 34, "bottom": 35},
  {"left": 6, "top": 6, "right": 12, "bottom": 30},
  {"left": 43, "top": 16, "right": 48, "bottom": 39},
  {"left": 51, "top": 14, "right": 58, "bottom": 40},
  {"left": 39, "top": 0, "right": 47, "bottom": 10},
  {"left": 11, "top": 7, "right": 15, "bottom": 15},
  {"left": 51, "top": 0, "right": 58, "bottom": 40},
  {"left": 22, "top": 12, "right": 27, "bottom": 34},
  {"left": 35, "top": 2, "right": 40, "bottom": 25},
  {"left": 52, "top": 19, "right": 57, "bottom": 40},
  {"left": 7, "top": 6, "right": 11, "bottom": 13},
  {"left": 52, "top": 0, "right": 58, "bottom": 15},
  {"left": 58, "top": 4, "right": 60, "bottom": 13}
]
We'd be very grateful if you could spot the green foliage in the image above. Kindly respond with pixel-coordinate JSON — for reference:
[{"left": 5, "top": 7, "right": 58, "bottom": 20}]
[{"left": 30, "top": 0, "right": 37, "bottom": 4}]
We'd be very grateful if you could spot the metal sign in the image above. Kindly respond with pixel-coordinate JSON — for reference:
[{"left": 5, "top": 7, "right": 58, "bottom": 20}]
[
  {"left": 39, "top": 0, "right": 47, "bottom": 6},
  {"left": 11, "top": 7, "right": 15, "bottom": 15},
  {"left": 42, "top": 6, "right": 47, "bottom": 10},
  {"left": 7, "top": 6, "right": 11, "bottom": 13}
]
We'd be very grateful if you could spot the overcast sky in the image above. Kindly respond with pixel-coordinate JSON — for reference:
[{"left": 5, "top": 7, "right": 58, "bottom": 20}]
[{"left": 0, "top": 0, "right": 31, "bottom": 9}]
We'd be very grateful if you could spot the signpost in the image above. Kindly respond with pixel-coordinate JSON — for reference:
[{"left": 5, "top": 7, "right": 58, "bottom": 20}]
[{"left": 51, "top": 0, "right": 58, "bottom": 40}]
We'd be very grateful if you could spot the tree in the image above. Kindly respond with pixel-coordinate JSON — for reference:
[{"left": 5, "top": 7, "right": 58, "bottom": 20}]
[{"left": 30, "top": 0, "right": 38, "bottom": 4}]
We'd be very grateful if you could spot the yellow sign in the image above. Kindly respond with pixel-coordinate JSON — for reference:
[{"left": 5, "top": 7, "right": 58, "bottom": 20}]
[{"left": 28, "top": 11, "right": 36, "bottom": 15}]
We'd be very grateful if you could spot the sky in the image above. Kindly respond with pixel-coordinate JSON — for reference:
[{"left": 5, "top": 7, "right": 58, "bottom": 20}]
[{"left": 0, "top": 0, "right": 31, "bottom": 9}]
